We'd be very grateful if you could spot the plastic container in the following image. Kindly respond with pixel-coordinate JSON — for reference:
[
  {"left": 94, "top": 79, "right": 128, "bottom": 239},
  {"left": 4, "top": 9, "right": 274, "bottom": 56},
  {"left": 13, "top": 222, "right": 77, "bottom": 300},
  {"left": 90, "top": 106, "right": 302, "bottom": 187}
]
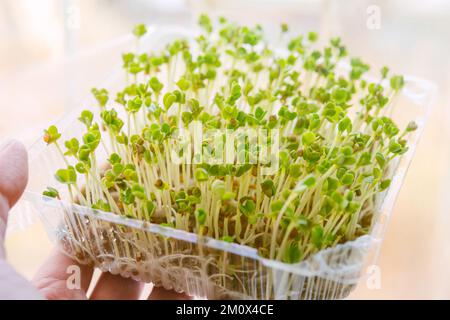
[{"left": 19, "top": 26, "right": 436, "bottom": 299}]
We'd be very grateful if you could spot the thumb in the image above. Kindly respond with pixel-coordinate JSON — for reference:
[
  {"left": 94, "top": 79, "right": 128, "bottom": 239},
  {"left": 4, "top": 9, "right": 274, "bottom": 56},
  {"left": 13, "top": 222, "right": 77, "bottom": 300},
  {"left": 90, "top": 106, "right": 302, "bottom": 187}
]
[
  {"left": 0, "top": 140, "right": 28, "bottom": 257},
  {"left": 0, "top": 140, "right": 42, "bottom": 299}
]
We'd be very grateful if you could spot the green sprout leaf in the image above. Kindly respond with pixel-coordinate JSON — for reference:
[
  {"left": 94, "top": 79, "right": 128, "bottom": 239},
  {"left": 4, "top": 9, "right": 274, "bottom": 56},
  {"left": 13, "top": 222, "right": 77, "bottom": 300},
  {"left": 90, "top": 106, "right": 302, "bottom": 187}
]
[
  {"left": 133, "top": 23, "right": 147, "bottom": 38},
  {"left": 194, "top": 168, "right": 209, "bottom": 182},
  {"left": 212, "top": 179, "right": 226, "bottom": 198},
  {"left": 301, "top": 131, "right": 316, "bottom": 146},
  {"left": 78, "top": 110, "right": 93, "bottom": 128},
  {"left": 220, "top": 235, "right": 234, "bottom": 243},
  {"left": 294, "top": 174, "right": 316, "bottom": 193},
  {"left": 196, "top": 208, "right": 207, "bottom": 226},
  {"left": 91, "top": 88, "right": 109, "bottom": 107},
  {"left": 75, "top": 162, "right": 87, "bottom": 174},
  {"left": 108, "top": 153, "right": 122, "bottom": 164},
  {"left": 406, "top": 121, "right": 418, "bottom": 132},
  {"left": 307, "top": 31, "right": 318, "bottom": 42},
  {"left": 176, "top": 77, "right": 190, "bottom": 91},
  {"left": 283, "top": 242, "right": 302, "bottom": 263},
  {"left": 198, "top": 14, "right": 213, "bottom": 33},
  {"left": 390, "top": 75, "right": 405, "bottom": 91},
  {"left": 311, "top": 225, "right": 324, "bottom": 249},
  {"left": 149, "top": 76, "right": 163, "bottom": 94},
  {"left": 55, "top": 166, "right": 77, "bottom": 185},
  {"left": 43, "top": 125, "right": 61, "bottom": 145},
  {"left": 261, "top": 179, "right": 275, "bottom": 197},
  {"left": 379, "top": 179, "right": 391, "bottom": 191},
  {"left": 64, "top": 138, "right": 79, "bottom": 156},
  {"left": 163, "top": 92, "right": 176, "bottom": 110},
  {"left": 43, "top": 187, "right": 60, "bottom": 199},
  {"left": 239, "top": 197, "right": 256, "bottom": 216}
]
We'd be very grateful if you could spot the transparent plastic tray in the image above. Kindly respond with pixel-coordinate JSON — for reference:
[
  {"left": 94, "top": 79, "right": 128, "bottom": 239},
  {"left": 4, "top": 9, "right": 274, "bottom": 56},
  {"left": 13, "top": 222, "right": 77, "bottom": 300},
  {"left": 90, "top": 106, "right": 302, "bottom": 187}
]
[{"left": 18, "top": 26, "right": 436, "bottom": 299}]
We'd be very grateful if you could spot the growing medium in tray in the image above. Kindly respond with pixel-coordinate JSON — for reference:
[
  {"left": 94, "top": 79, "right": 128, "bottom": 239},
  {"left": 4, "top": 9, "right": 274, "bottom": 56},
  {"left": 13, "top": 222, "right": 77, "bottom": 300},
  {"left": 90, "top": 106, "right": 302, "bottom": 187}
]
[{"left": 43, "top": 15, "right": 416, "bottom": 266}]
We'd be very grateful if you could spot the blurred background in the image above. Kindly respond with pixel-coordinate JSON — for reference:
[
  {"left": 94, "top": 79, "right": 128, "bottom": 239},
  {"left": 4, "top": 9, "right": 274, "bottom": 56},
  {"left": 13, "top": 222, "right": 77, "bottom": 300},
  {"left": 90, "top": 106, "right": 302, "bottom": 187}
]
[{"left": 1, "top": 0, "right": 449, "bottom": 299}]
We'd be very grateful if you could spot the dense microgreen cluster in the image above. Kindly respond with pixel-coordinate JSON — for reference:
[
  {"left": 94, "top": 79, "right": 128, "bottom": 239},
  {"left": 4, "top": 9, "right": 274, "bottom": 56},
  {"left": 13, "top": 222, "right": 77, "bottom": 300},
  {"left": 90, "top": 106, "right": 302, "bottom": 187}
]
[{"left": 43, "top": 16, "right": 415, "bottom": 264}]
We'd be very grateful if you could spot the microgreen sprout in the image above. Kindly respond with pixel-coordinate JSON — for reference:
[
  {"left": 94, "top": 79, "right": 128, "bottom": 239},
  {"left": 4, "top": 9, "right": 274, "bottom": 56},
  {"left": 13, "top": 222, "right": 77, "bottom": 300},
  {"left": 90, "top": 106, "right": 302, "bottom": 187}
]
[{"left": 43, "top": 16, "right": 416, "bottom": 272}]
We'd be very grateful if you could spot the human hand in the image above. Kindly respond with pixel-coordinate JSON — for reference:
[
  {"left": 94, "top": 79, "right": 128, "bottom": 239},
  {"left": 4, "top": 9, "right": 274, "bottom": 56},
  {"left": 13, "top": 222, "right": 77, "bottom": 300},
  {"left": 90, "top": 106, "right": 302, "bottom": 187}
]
[{"left": 0, "top": 140, "right": 191, "bottom": 300}]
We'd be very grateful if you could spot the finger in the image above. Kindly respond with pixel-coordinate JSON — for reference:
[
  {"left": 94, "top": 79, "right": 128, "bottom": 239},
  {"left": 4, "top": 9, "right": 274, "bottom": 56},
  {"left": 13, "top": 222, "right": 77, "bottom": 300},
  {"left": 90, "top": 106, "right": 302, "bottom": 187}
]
[
  {"left": 0, "top": 140, "right": 41, "bottom": 299},
  {"left": 148, "top": 286, "right": 192, "bottom": 300},
  {"left": 0, "top": 139, "right": 28, "bottom": 258},
  {"left": 0, "top": 260, "right": 43, "bottom": 299},
  {"left": 0, "top": 197, "right": 8, "bottom": 258},
  {"left": 33, "top": 248, "right": 94, "bottom": 300},
  {"left": 90, "top": 272, "right": 144, "bottom": 300},
  {"left": 0, "top": 140, "right": 28, "bottom": 209}
]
